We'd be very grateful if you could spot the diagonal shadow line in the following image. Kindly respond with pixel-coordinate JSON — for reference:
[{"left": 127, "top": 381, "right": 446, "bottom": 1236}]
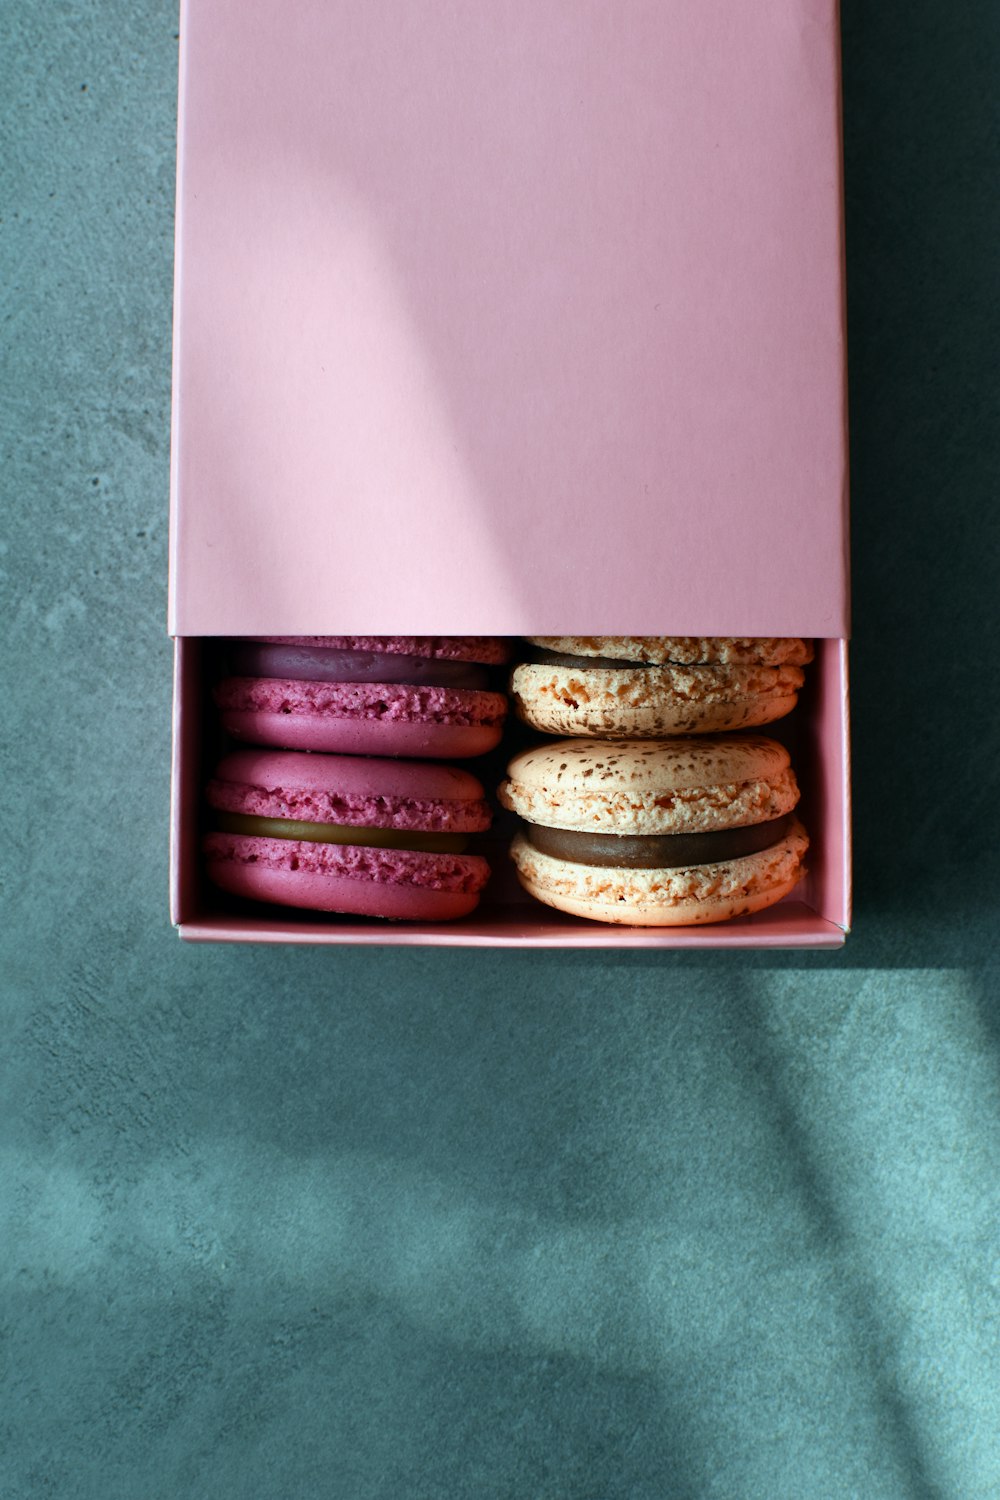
[{"left": 723, "top": 972, "right": 945, "bottom": 1500}]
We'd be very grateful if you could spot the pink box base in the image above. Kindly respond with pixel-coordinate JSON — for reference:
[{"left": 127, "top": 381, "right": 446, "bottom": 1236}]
[{"left": 171, "top": 637, "right": 850, "bottom": 949}]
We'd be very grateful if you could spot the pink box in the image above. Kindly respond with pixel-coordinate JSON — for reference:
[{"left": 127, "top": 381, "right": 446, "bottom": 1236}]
[{"left": 169, "top": 0, "right": 850, "bottom": 947}]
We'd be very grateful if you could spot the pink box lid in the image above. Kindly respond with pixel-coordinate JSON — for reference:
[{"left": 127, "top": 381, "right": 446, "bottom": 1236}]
[{"left": 170, "top": 0, "right": 848, "bottom": 639}]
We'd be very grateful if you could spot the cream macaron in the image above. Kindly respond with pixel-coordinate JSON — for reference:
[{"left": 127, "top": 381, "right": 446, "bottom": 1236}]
[
  {"left": 498, "top": 735, "right": 808, "bottom": 926},
  {"left": 511, "top": 636, "right": 812, "bottom": 737}
]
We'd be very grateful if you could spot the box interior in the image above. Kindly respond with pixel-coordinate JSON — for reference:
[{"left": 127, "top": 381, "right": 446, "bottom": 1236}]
[{"left": 172, "top": 637, "right": 850, "bottom": 948}]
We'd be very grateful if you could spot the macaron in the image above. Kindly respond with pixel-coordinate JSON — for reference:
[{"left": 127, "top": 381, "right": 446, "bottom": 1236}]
[
  {"left": 214, "top": 636, "right": 509, "bottom": 758},
  {"left": 204, "top": 748, "right": 493, "bottom": 920},
  {"left": 511, "top": 636, "right": 812, "bottom": 737},
  {"left": 498, "top": 736, "right": 808, "bottom": 926}
]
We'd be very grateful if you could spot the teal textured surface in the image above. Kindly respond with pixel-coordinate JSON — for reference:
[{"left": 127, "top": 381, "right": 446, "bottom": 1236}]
[{"left": 2, "top": 2, "right": 999, "bottom": 1497}]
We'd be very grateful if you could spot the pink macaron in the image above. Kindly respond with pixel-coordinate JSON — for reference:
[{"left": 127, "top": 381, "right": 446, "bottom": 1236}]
[
  {"left": 214, "top": 636, "right": 509, "bottom": 759},
  {"left": 204, "top": 748, "right": 493, "bottom": 920}
]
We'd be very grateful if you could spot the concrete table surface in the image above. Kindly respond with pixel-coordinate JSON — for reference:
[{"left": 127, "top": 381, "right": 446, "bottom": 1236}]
[{"left": 2, "top": 3, "right": 998, "bottom": 1496}]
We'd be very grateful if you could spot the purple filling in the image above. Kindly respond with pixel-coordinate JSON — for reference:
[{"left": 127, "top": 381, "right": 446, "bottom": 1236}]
[{"left": 229, "top": 641, "right": 489, "bottom": 690}]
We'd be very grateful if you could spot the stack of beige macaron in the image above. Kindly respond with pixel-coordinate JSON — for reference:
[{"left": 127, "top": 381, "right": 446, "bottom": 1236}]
[{"left": 498, "top": 636, "right": 813, "bottom": 926}]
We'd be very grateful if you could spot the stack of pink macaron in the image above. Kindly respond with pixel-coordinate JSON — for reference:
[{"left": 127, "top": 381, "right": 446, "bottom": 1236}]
[
  {"left": 204, "top": 636, "right": 509, "bottom": 921},
  {"left": 498, "top": 635, "right": 814, "bottom": 926}
]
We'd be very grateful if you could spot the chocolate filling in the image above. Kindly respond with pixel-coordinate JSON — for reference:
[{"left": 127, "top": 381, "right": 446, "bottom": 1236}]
[
  {"left": 530, "top": 647, "right": 660, "bottom": 670},
  {"left": 526, "top": 813, "right": 794, "bottom": 869}
]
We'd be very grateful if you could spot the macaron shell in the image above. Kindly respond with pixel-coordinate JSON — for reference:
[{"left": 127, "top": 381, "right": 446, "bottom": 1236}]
[
  {"left": 219, "top": 711, "right": 502, "bottom": 759},
  {"left": 511, "top": 661, "right": 803, "bottom": 737},
  {"left": 509, "top": 821, "right": 809, "bottom": 926},
  {"left": 500, "top": 736, "right": 799, "bottom": 836},
  {"left": 215, "top": 677, "right": 507, "bottom": 758},
  {"left": 204, "top": 833, "right": 489, "bottom": 920},
  {"left": 208, "top": 748, "right": 491, "bottom": 831},
  {"left": 527, "top": 636, "right": 814, "bottom": 666}
]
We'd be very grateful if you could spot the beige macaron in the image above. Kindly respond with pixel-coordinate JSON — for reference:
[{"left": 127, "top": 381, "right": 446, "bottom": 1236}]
[
  {"left": 512, "top": 636, "right": 812, "bottom": 737},
  {"left": 499, "top": 736, "right": 808, "bottom": 926}
]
